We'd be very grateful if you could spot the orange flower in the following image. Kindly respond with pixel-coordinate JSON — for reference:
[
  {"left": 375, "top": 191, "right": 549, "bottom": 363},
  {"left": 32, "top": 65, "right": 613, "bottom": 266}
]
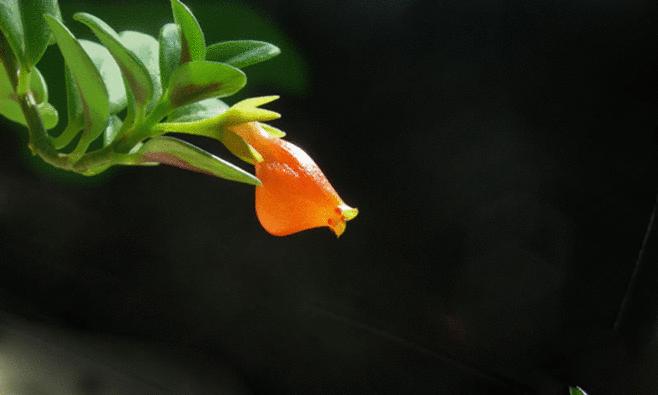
[{"left": 228, "top": 122, "right": 358, "bottom": 237}]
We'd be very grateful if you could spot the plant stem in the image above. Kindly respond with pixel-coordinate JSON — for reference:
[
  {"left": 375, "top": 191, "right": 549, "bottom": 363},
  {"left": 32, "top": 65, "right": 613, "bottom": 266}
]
[
  {"left": 115, "top": 101, "right": 171, "bottom": 152},
  {"left": 18, "top": 91, "right": 72, "bottom": 169}
]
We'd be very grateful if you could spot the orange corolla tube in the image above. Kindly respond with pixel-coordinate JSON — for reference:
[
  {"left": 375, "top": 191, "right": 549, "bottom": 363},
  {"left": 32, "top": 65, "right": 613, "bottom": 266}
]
[{"left": 228, "top": 122, "right": 358, "bottom": 237}]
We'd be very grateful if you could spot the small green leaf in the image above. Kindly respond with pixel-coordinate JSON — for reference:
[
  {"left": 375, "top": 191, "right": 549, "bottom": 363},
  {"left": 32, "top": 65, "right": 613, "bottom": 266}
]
[
  {"left": 0, "top": 0, "right": 62, "bottom": 68},
  {"left": 138, "top": 136, "right": 260, "bottom": 185},
  {"left": 0, "top": 98, "right": 58, "bottom": 129},
  {"left": 165, "top": 60, "right": 245, "bottom": 109},
  {"left": 45, "top": 15, "right": 109, "bottom": 156},
  {"left": 103, "top": 115, "right": 123, "bottom": 146},
  {"left": 158, "top": 23, "right": 182, "bottom": 88},
  {"left": 80, "top": 39, "right": 126, "bottom": 114},
  {"left": 569, "top": 387, "right": 588, "bottom": 395},
  {"left": 119, "top": 31, "right": 161, "bottom": 105},
  {"left": 29, "top": 66, "right": 48, "bottom": 103},
  {"left": 36, "top": 101, "right": 58, "bottom": 129},
  {"left": 170, "top": 0, "right": 205, "bottom": 62},
  {"left": 74, "top": 12, "right": 153, "bottom": 123},
  {"left": 206, "top": 40, "right": 280, "bottom": 69},
  {"left": 167, "top": 98, "right": 228, "bottom": 122}
]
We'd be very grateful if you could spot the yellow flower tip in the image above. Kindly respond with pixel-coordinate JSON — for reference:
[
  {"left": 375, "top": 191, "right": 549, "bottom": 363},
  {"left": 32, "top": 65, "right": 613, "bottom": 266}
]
[
  {"left": 330, "top": 219, "right": 347, "bottom": 238},
  {"left": 340, "top": 204, "right": 359, "bottom": 222},
  {"left": 327, "top": 203, "right": 358, "bottom": 238}
]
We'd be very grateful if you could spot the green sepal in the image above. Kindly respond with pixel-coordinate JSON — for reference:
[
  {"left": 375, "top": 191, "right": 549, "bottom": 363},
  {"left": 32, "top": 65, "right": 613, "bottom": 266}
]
[
  {"left": 258, "top": 122, "right": 286, "bottom": 138},
  {"left": 215, "top": 95, "right": 280, "bottom": 126},
  {"left": 222, "top": 128, "right": 263, "bottom": 165}
]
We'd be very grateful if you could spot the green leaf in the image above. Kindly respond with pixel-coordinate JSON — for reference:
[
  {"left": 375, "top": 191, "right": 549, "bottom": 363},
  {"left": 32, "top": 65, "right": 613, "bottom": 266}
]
[
  {"left": 167, "top": 98, "right": 228, "bottom": 122},
  {"left": 53, "top": 65, "right": 83, "bottom": 149},
  {"left": 165, "top": 60, "right": 245, "bottom": 109},
  {"left": 170, "top": 0, "right": 205, "bottom": 62},
  {"left": 119, "top": 31, "right": 161, "bottom": 105},
  {"left": 74, "top": 12, "right": 153, "bottom": 123},
  {"left": 138, "top": 136, "right": 260, "bottom": 185},
  {"left": 45, "top": 15, "right": 109, "bottom": 156},
  {"left": 36, "top": 101, "right": 58, "bottom": 129},
  {"left": 29, "top": 66, "right": 48, "bottom": 103},
  {"left": 0, "top": 58, "right": 11, "bottom": 96},
  {"left": 55, "top": 41, "right": 126, "bottom": 150},
  {"left": 103, "top": 115, "right": 123, "bottom": 146},
  {"left": 80, "top": 39, "right": 126, "bottom": 114},
  {"left": 158, "top": 23, "right": 182, "bottom": 89},
  {"left": 569, "top": 387, "right": 588, "bottom": 395},
  {"left": 0, "top": 0, "right": 62, "bottom": 68},
  {"left": 206, "top": 40, "right": 280, "bottom": 69},
  {"left": 0, "top": 98, "right": 58, "bottom": 129}
]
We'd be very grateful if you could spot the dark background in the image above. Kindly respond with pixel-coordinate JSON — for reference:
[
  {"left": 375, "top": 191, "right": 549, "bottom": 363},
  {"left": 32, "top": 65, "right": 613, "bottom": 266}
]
[{"left": 0, "top": 0, "right": 657, "bottom": 393}]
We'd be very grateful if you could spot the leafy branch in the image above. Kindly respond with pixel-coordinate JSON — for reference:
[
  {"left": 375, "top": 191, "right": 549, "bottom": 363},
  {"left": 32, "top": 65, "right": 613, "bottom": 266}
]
[{"left": 0, "top": 0, "right": 280, "bottom": 184}]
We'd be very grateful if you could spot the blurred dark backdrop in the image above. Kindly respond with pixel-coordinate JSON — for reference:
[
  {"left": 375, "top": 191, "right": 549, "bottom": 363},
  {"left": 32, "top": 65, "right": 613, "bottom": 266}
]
[{"left": 0, "top": 0, "right": 657, "bottom": 393}]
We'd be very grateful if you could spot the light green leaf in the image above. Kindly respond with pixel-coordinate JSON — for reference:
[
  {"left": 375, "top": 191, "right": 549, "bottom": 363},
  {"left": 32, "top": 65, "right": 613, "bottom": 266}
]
[
  {"left": 569, "top": 387, "right": 588, "bottom": 395},
  {"left": 170, "top": 0, "right": 205, "bottom": 62},
  {"left": 0, "top": 98, "right": 58, "bottom": 129},
  {"left": 119, "top": 31, "right": 161, "bottom": 105},
  {"left": 79, "top": 39, "right": 126, "bottom": 114},
  {"left": 206, "top": 40, "right": 280, "bottom": 69},
  {"left": 45, "top": 15, "right": 108, "bottom": 155},
  {"left": 0, "top": 0, "right": 62, "bottom": 68},
  {"left": 138, "top": 136, "right": 260, "bottom": 185},
  {"left": 74, "top": 12, "right": 153, "bottom": 123},
  {"left": 167, "top": 98, "right": 228, "bottom": 122},
  {"left": 103, "top": 115, "right": 123, "bottom": 146},
  {"left": 158, "top": 23, "right": 182, "bottom": 88},
  {"left": 165, "top": 60, "right": 245, "bottom": 109}
]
